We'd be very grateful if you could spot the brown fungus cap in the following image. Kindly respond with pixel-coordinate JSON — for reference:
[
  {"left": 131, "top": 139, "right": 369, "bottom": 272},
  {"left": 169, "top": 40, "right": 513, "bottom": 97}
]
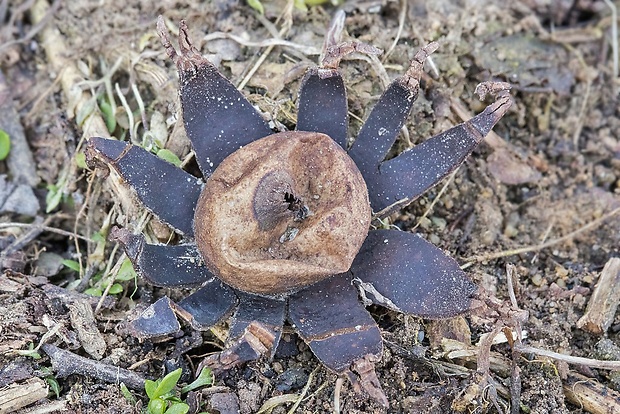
[{"left": 194, "top": 131, "right": 371, "bottom": 295}]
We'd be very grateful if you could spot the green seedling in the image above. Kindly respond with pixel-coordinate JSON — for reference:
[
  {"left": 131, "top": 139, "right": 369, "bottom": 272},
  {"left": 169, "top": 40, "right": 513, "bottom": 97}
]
[
  {"left": 180, "top": 367, "right": 213, "bottom": 393},
  {"left": 75, "top": 151, "right": 88, "bottom": 169},
  {"left": 16, "top": 342, "right": 41, "bottom": 359},
  {"left": 40, "top": 367, "right": 60, "bottom": 399},
  {"left": 144, "top": 368, "right": 213, "bottom": 414},
  {"left": 82, "top": 257, "right": 137, "bottom": 297},
  {"left": 0, "top": 129, "right": 10, "bottom": 160},
  {"left": 247, "top": 0, "right": 264, "bottom": 14},
  {"left": 62, "top": 259, "right": 81, "bottom": 272},
  {"left": 156, "top": 148, "right": 182, "bottom": 167},
  {"left": 98, "top": 96, "right": 118, "bottom": 134},
  {"left": 120, "top": 382, "right": 138, "bottom": 406},
  {"left": 145, "top": 368, "right": 188, "bottom": 414}
]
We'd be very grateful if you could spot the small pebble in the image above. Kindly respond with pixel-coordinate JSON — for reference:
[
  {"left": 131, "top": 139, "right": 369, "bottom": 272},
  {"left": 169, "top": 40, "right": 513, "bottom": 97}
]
[
  {"left": 209, "top": 393, "right": 240, "bottom": 414},
  {"left": 430, "top": 216, "right": 447, "bottom": 232},
  {"left": 272, "top": 361, "right": 284, "bottom": 374}
]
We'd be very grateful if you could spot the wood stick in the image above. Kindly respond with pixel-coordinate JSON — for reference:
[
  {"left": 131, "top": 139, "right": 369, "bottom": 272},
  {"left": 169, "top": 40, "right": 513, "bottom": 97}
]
[
  {"left": 0, "top": 378, "right": 48, "bottom": 413},
  {"left": 564, "top": 372, "right": 620, "bottom": 414},
  {"left": 42, "top": 344, "right": 146, "bottom": 390},
  {"left": 577, "top": 258, "right": 620, "bottom": 334}
]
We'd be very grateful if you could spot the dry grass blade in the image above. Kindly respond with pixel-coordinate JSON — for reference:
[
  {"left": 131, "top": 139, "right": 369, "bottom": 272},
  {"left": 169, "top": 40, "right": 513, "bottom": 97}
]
[
  {"left": 256, "top": 394, "right": 299, "bottom": 414},
  {"left": 515, "top": 345, "right": 620, "bottom": 371}
]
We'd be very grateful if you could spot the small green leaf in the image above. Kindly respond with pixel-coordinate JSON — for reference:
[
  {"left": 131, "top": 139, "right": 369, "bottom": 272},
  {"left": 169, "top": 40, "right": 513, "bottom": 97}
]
[
  {"left": 247, "top": 0, "right": 264, "bottom": 14},
  {"left": 108, "top": 283, "right": 123, "bottom": 295},
  {"left": 45, "top": 185, "right": 63, "bottom": 213},
  {"left": 46, "top": 376, "right": 60, "bottom": 398},
  {"left": 293, "top": 0, "right": 308, "bottom": 11},
  {"left": 77, "top": 97, "right": 97, "bottom": 127},
  {"left": 145, "top": 379, "right": 158, "bottom": 400},
  {"left": 148, "top": 398, "right": 166, "bottom": 414},
  {"left": 164, "top": 402, "right": 189, "bottom": 414},
  {"left": 99, "top": 99, "right": 117, "bottom": 133},
  {"left": 181, "top": 368, "right": 213, "bottom": 393},
  {"left": 92, "top": 231, "right": 106, "bottom": 243},
  {"left": 156, "top": 149, "right": 182, "bottom": 167},
  {"left": 153, "top": 368, "right": 182, "bottom": 399},
  {"left": 120, "top": 383, "right": 137, "bottom": 405},
  {"left": 62, "top": 259, "right": 81, "bottom": 272},
  {"left": 116, "top": 258, "right": 137, "bottom": 281},
  {"left": 0, "top": 129, "right": 10, "bottom": 161},
  {"left": 16, "top": 342, "right": 41, "bottom": 359},
  {"left": 16, "top": 349, "right": 41, "bottom": 359},
  {"left": 84, "top": 287, "right": 103, "bottom": 296},
  {"left": 75, "top": 152, "right": 87, "bottom": 169}
]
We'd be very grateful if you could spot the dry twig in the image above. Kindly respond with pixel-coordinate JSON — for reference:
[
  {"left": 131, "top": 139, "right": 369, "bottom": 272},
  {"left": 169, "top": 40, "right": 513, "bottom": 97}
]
[
  {"left": 42, "top": 344, "right": 146, "bottom": 390},
  {"left": 577, "top": 258, "right": 620, "bottom": 334}
]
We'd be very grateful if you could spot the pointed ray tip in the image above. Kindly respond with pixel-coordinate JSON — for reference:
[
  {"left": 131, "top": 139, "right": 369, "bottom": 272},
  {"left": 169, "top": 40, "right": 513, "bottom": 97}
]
[
  {"left": 476, "top": 81, "right": 513, "bottom": 120},
  {"left": 422, "top": 41, "right": 439, "bottom": 56},
  {"left": 86, "top": 137, "right": 128, "bottom": 162},
  {"left": 403, "top": 42, "right": 439, "bottom": 84},
  {"left": 474, "top": 81, "right": 512, "bottom": 101},
  {"left": 156, "top": 15, "right": 177, "bottom": 62},
  {"left": 109, "top": 226, "right": 143, "bottom": 260},
  {"left": 178, "top": 19, "right": 194, "bottom": 54}
]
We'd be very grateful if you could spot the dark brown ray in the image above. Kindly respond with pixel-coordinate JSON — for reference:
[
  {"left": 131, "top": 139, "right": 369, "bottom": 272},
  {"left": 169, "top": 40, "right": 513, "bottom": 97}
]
[
  {"left": 352, "top": 230, "right": 476, "bottom": 318},
  {"left": 296, "top": 68, "right": 348, "bottom": 149},
  {"left": 288, "top": 274, "right": 387, "bottom": 406},
  {"left": 228, "top": 292, "right": 286, "bottom": 354},
  {"left": 129, "top": 297, "right": 180, "bottom": 339},
  {"left": 198, "top": 293, "right": 287, "bottom": 373},
  {"left": 176, "top": 280, "right": 237, "bottom": 330},
  {"left": 110, "top": 227, "right": 211, "bottom": 287},
  {"left": 348, "top": 44, "right": 436, "bottom": 174},
  {"left": 288, "top": 274, "right": 382, "bottom": 368},
  {"left": 87, "top": 137, "right": 202, "bottom": 236},
  {"left": 362, "top": 84, "right": 512, "bottom": 215},
  {"left": 157, "top": 17, "right": 273, "bottom": 176}
]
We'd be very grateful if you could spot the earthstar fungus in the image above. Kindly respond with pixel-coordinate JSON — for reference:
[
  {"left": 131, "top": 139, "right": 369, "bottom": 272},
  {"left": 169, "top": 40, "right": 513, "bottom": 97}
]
[{"left": 86, "top": 13, "right": 512, "bottom": 407}]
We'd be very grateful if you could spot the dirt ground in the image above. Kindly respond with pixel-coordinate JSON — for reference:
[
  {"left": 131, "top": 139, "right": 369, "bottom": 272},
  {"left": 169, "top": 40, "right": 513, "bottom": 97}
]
[{"left": 1, "top": 0, "right": 620, "bottom": 413}]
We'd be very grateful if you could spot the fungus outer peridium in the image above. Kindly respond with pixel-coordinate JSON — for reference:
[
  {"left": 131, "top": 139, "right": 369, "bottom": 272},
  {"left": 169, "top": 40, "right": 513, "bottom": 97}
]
[{"left": 193, "top": 131, "right": 372, "bottom": 295}]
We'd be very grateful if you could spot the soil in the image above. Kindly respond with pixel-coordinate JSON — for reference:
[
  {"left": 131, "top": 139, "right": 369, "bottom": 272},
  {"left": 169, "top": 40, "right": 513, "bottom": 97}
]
[{"left": 1, "top": 0, "right": 620, "bottom": 413}]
